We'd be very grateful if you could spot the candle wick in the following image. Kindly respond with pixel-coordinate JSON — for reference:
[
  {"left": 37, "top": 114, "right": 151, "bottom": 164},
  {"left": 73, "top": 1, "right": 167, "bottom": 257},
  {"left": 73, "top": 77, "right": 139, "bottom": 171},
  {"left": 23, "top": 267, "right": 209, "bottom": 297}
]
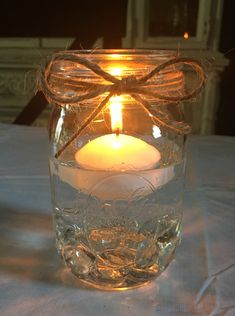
[{"left": 115, "top": 128, "right": 120, "bottom": 137}]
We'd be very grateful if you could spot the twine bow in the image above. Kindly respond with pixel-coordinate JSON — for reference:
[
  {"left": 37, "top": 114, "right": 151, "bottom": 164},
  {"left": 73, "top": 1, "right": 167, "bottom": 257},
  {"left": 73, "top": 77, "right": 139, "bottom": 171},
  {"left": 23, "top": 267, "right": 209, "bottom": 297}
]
[{"left": 40, "top": 52, "right": 206, "bottom": 158}]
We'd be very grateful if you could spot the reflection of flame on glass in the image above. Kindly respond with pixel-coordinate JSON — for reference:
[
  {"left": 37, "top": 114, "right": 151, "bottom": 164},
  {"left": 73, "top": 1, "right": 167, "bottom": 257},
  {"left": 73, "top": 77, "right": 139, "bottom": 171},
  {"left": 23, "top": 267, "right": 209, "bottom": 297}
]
[
  {"left": 110, "top": 67, "right": 122, "bottom": 76},
  {"left": 153, "top": 125, "right": 161, "bottom": 138},
  {"left": 183, "top": 32, "right": 189, "bottom": 40},
  {"left": 110, "top": 54, "right": 121, "bottom": 60}
]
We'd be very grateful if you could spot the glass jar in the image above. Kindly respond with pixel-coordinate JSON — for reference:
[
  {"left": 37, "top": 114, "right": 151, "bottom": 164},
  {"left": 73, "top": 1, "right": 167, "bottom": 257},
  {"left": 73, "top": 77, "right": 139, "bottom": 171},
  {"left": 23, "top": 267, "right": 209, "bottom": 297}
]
[{"left": 46, "top": 50, "right": 186, "bottom": 290}]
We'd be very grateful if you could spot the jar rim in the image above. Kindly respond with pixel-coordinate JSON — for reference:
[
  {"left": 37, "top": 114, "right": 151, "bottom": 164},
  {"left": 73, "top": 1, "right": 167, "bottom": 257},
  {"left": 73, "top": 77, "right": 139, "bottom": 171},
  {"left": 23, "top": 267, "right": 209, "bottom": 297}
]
[{"left": 57, "top": 49, "right": 177, "bottom": 58}]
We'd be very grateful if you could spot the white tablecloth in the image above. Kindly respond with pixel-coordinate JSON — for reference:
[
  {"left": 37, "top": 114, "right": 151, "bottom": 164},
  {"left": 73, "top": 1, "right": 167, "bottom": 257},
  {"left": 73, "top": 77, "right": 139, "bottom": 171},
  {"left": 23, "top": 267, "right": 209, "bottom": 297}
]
[{"left": 0, "top": 124, "right": 234, "bottom": 316}]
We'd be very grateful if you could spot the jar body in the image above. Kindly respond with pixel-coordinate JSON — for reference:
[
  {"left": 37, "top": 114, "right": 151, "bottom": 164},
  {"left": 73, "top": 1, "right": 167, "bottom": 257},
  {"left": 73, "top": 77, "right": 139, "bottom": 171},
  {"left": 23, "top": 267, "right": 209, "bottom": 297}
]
[{"left": 48, "top": 50, "right": 185, "bottom": 290}]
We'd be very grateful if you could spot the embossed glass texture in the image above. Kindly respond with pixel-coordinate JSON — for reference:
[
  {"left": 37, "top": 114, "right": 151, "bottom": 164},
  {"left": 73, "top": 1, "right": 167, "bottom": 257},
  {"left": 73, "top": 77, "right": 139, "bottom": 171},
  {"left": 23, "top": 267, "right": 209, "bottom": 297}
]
[{"left": 48, "top": 50, "right": 185, "bottom": 290}]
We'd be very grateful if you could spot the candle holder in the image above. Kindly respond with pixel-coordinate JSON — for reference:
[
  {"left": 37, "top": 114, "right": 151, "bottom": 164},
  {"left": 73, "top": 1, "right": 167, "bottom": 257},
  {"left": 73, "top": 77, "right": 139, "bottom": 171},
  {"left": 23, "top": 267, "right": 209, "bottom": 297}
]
[{"left": 41, "top": 50, "right": 205, "bottom": 290}]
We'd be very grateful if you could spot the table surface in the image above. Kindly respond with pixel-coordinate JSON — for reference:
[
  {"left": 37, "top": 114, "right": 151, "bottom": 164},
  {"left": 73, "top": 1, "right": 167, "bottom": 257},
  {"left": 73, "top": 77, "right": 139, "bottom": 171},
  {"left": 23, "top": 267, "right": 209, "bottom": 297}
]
[{"left": 0, "top": 123, "right": 234, "bottom": 316}]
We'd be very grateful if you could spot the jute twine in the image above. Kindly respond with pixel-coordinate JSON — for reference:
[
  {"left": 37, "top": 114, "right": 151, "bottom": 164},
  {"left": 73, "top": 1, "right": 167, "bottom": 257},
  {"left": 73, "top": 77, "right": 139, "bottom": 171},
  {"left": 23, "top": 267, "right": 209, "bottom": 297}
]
[{"left": 39, "top": 51, "right": 206, "bottom": 158}]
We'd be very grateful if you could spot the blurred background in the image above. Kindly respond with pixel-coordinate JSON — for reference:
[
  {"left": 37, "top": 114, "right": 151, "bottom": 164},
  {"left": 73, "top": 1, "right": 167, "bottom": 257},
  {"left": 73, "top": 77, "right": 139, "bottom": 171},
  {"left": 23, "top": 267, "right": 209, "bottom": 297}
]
[{"left": 0, "top": 0, "right": 234, "bottom": 135}]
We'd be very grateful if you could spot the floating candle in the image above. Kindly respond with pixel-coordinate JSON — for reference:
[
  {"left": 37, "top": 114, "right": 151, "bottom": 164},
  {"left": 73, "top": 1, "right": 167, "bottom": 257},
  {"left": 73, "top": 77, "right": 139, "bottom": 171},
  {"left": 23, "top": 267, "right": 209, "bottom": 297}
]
[
  {"left": 75, "top": 133, "right": 161, "bottom": 171},
  {"left": 75, "top": 94, "right": 161, "bottom": 171},
  {"left": 54, "top": 100, "right": 174, "bottom": 199}
]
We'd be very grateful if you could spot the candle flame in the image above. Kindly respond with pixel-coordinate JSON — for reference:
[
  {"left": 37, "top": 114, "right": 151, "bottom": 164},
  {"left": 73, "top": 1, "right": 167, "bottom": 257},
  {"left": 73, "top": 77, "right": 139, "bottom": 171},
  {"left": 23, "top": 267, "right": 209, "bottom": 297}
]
[
  {"left": 109, "top": 95, "right": 123, "bottom": 134},
  {"left": 183, "top": 32, "right": 189, "bottom": 40},
  {"left": 109, "top": 67, "right": 123, "bottom": 149},
  {"left": 110, "top": 67, "right": 122, "bottom": 76}
]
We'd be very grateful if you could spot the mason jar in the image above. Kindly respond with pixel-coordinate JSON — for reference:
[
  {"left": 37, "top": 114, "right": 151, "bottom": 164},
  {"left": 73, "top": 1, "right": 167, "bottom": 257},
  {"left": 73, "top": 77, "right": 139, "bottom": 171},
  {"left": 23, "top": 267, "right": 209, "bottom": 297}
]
[{"left": 42, "top": 50, "right": 190, "bottom": 290}]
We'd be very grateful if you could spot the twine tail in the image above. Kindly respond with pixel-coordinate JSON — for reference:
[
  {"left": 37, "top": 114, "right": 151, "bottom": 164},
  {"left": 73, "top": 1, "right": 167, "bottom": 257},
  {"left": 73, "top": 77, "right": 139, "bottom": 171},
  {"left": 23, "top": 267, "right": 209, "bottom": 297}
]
[
  {"left": 131, "top": 94, "right": 191, "bottom": 135},
  {"left": 55, "top": 92, "right": 113, "bottom": 158}
]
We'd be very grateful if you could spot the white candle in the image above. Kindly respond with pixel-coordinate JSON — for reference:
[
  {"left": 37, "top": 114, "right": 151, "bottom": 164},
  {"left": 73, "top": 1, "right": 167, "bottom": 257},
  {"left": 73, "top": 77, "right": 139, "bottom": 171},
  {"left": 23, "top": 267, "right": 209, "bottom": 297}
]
[
  {"left": 75, "top": 93, "right": 160, "bottom": 171},
  {"left": 75, "top": 133, "right": 161, "bottom": 171}
]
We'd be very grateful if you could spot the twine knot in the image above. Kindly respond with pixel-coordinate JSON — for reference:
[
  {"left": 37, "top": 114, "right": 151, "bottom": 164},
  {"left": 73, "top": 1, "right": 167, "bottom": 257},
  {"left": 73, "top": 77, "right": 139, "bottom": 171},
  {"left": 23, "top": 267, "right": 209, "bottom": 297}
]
[{"left": 112, "top": 75, "right": 138, "bottom": 95}]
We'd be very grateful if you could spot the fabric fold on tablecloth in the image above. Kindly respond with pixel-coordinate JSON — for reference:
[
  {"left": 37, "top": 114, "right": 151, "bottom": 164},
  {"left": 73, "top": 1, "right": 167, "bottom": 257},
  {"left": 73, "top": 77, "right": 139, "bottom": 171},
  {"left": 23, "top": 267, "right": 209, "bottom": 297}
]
[{"left": 192, "top": 188, "right": 235, "bottom": 316}]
